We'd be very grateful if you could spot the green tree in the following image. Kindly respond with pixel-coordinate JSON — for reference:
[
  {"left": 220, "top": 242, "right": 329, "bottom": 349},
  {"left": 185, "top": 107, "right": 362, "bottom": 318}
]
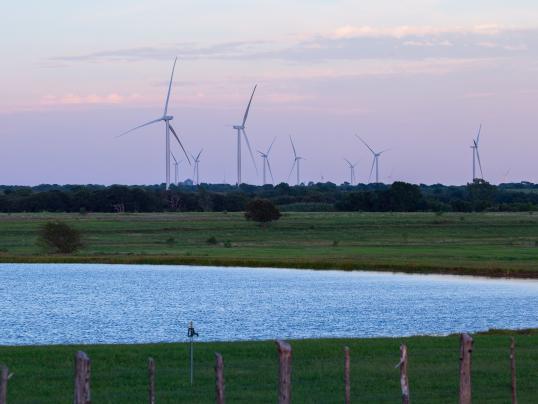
[
  {"left": 467, "top": 179, "right": 497, "bottom": 211},
  {"left": 38, "top": 221, "right": 82, "bottom": 253},
  {"left": 244, "top": 199, "right": 281, "bottom": 224}
]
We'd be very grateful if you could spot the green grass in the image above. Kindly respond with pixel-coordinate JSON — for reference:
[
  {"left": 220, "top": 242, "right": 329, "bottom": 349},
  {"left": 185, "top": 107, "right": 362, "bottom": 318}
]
[
  {"left": 1, "top": 211, "right": 538, "bottom": 277},
  {"left": 1, "top": 332, "right": 537, "bottom": 403}
]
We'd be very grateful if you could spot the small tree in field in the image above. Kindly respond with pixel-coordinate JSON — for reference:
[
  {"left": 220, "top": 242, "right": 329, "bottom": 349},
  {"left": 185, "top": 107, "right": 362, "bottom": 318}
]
[
  {"left": 38, "top": 221, "right": 82, "bottom": 253},
  {"left": 244, "top": 199, "right": 281, "bottom": 224}
]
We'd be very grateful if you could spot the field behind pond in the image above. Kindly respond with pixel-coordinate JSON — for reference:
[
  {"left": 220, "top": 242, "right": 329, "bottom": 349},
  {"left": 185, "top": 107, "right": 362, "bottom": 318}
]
[
  {"left": 0, "top": 211, "right": 537, "bottom": 277},
  {"left": 1, "top": 333, "right": 537, "bottom": 403}
]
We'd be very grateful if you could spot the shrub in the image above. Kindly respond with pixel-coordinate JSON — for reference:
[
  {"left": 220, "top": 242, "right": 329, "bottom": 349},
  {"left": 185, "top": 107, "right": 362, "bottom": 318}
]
[
  {"left": 206, "top": 236, "right": 218, "bottom": 245},
  {"left": 245, "top": 199, "right": 281, "bottom": 224},
  {"left": 38, "top": 221, "right": 82, "bottom": 253}
]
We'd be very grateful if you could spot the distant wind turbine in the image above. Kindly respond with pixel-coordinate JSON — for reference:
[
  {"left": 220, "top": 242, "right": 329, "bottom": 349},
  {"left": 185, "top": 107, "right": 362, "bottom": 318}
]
[
  {"left": 470, "top": 124, "right": 484, "bottom": 181},
  {"left": 344, "top": 158, "right": 358, "bottom": 185},
  {"left": 501, "top": 168, "right": 511, "bottom": 184},
  {"left": 170, "top": 152, "right": 182, "bottom": 185},
  {"left": 257, "top": 137, "right": 276, "bottom": 185},
  {"left": 287, "top": 136, "right": 304, "bottom": 186},
  {"left": 191, "top": 149, "right": 203, "bottom": 185},
  {"left": 233, "top": 85, "right": 258, "bottom": 185},
  {"left": 118, "top": 57, "right": 190, "bottom": 189},
  {"left": 355, "top": 135, "right": 389, "bottom": 184}
]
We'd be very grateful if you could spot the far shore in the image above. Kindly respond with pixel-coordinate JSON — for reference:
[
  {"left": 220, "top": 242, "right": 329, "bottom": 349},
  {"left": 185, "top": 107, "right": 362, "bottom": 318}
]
[
  {"left": 2, "top": 254, "right": 538, "bottom": 279},
  {"left": 1, "top": 211, "right": 537, "bottom": 279}
]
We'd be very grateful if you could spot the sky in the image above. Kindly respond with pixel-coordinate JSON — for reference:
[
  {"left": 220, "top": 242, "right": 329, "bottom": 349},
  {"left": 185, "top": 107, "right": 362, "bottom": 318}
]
[{"left": 1, "top": 0, "right": 538, "bottom": 186}]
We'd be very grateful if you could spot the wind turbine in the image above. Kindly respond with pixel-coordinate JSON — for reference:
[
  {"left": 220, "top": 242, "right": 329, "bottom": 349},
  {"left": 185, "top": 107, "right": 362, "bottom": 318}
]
[
  {"left": 344, "top": 158, "right": 358, "bottom": 185},
  {"left": 118, "top": 57, "right": 190, "bottom": 189},
  {"left": 232, "top": 85, "right": 258, "bottom": 185},
  {"left": 355, "top": 135, "right": 389, "bottom": 184},
  {"left": 470, "top": 124, "right": 484, "bottom": 181},
  {"left": 257, "top": 137, "right": 276, "bottom": 185},
  {"left": 191, "top": 149, "right": 203, "bottom": 185},
  {"left": 287, "top": 136, "right": 304, "bottom": 185},
  {"left": 170, "top": 152, "right": 182, "bottom": 185}
]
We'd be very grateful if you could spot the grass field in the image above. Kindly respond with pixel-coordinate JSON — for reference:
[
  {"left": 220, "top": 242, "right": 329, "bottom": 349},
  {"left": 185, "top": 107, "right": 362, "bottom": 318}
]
[
  {"left": 1, "top": 211, "right": 538, "bottom": 277},
  {"left": 1, "top": 332, "right": 537, "bottom": 403}
]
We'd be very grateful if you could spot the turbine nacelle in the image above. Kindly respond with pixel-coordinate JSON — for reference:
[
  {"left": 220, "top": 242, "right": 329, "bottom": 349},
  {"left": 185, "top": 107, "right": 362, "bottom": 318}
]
[
  {"left": 233, "top": 125, "right": 244, "bottom": 130},
  {"left": 163, "top": 115, "right": 174, "bottom": 121}
]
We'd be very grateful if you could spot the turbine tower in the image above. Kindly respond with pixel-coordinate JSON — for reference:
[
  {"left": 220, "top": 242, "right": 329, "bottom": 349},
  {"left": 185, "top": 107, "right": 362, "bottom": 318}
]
[
  {"left": 355, "top": 135, "right": 389, "bottom": 184},
  {"left": 471, "top": 124, "right": 484, "bottom": 181},
  {"left": 344, "top": 158, "right": 358, "bottom": 185},
  {"left": 192, "top": 149, "right": 203, "bottom": 185},
  {"left": 287, "top": 136, "right": 304, "bottom": 186},
  {"left": 170, "top": 152, "right": 182, "bottom": 185},
  {"left": 118, "top": 57, "right": 190, "bottom": 189},
  {"left": 232, "top": 85, "right": 258, "bottom": 185},
  {"left": 257, "top": 137, "right": 276, "bottom": 185}
]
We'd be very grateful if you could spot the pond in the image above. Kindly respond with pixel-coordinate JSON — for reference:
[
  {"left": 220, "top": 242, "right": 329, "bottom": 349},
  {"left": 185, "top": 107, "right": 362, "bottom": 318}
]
[{"left": 1, "top": 263, "right": 537, "bottom": 345}]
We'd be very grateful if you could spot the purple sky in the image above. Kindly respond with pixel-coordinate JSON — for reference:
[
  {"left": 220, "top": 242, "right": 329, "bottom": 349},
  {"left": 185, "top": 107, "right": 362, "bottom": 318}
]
[{"left": 1, "top": 1, "right": 538, "bottom": 185}]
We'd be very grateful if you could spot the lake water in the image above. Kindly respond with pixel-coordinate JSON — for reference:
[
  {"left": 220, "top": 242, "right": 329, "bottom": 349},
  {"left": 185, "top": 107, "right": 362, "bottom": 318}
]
[{"left": 1, "top": 263, "right": 538, "bottom": 345}]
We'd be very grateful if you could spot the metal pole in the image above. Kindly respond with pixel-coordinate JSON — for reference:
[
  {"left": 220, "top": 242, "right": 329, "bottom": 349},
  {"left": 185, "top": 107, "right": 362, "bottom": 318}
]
[
  {"left": 472, "top": 148, "right": 476, "bottom": 180},
  {"left": 187, "top": 321, "right": 198, "bottom": 385},
  {"left": 190, "top": 337, "right": 194, "bottom": 384},
  {"left": 165, "top": 121, "right": 170, "bottom": 189},
  {"left": 237, "top": 129, "right": 241, "bottom": 185}
]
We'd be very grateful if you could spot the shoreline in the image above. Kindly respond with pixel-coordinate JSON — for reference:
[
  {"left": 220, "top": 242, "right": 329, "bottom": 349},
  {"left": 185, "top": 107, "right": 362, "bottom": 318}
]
[
  {"left": 1, "top": 254, "right": 537, "bottom": 279},
  {"left": 2, "top": 328, "right": 537, "bottom": 349}
]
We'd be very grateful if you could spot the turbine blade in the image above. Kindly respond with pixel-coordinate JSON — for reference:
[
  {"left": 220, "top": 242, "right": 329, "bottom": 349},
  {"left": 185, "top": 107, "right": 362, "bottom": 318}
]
[
  {"left": 242, "top": 128, "right": 258, "bottom": 174},
  {"left": 344, "top": 158, "right": 352, "bottom": 167},
  {"left": 379, "top": 148, "right": 391, "bottom": 155},
  {"left": 266, "top": 136, "right": 277, "bottom": 155},
  {"left": 289, "top": 135, "right": 297, "bottom": 158},
  {"left": 355, "top": 134, "right": 376, "bottom": 155},
  {"left": 476, "top": 124, "right": 482, "bottom": 145},
  {"left": 117, "top": 118, "right": 163, "bottom": 137},
  {"left": 287, "top": 160, "right": 297, "bottom": 182},
  {"left": 164, "top": 57, "right": 178, "bottom": 116},
  {"left": 267, "top": 159, "right": 275, "bottom": 184},
  {"left": 476, "top": 148, "right": 484, "bottom": 178},
  {"left": 242, "top": 84, "right": 257, "bottom": 127},
  {"left": 170, "top": 151, "right": 177, "bottom": 163},
  {"left": 368, "top": 157, "right": 376, "bottom": 182},
  {"left": 168, "top": 123, "right": 191, "bottom": 165},
  {"left": 196, "top": 148, "right": 203, "bottom": 160}
]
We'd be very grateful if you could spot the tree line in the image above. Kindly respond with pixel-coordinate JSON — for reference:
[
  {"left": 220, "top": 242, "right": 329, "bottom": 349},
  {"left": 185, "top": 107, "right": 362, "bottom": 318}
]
[{"left": 0, "top": 180, "right": 537, "bottom": 213}]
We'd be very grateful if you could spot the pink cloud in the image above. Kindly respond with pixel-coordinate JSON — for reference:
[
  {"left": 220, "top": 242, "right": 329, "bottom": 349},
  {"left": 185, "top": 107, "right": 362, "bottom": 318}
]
[{"left": 40, "top": 93, "right": 141, "bottom": 106}]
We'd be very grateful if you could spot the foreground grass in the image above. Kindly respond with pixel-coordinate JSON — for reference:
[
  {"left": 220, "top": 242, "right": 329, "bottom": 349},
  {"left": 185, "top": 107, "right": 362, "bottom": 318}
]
[
  {"left": 1, "top": 332, "right": 538, "bottom": 403},
  {"left": 1, "top": 211, "right": 538, "bottom": 277}
]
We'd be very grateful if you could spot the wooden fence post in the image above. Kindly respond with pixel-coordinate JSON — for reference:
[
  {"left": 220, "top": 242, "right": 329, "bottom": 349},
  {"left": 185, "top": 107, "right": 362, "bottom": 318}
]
[
  {"left": 148, "top": 357, "right": 156, "bottom": 404},
  {"left": 215, "top": 353, "right": 225, "bottom": 404},
  {"left": 344, "top": 347, "right": 350, "bottom": 404},
  {"left": 459, "top": 333, "right": 473, "bottom": 404},
  {"left": 0, "top": 365, "right": 9, "bottom": 404},
  {"left": 275, "top": 340, "right": 292, "bottom": 404},
  {"left": 396, "top": 344, "right": 410, "bottom": 404},
  {"left": 510, "top": 337, "right": 517, "bottom": 404},
  {"left": 74, "top": 351, "right": 91, "bottom": 404}
]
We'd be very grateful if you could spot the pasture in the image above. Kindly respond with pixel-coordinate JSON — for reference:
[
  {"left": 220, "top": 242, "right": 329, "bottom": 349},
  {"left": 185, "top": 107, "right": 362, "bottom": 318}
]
[
  {"left": 0, "top": 211, "right": 537, "bottom": 277},
  {"left": 1, "top": 332, "right": 537, "bottom": 403}
]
